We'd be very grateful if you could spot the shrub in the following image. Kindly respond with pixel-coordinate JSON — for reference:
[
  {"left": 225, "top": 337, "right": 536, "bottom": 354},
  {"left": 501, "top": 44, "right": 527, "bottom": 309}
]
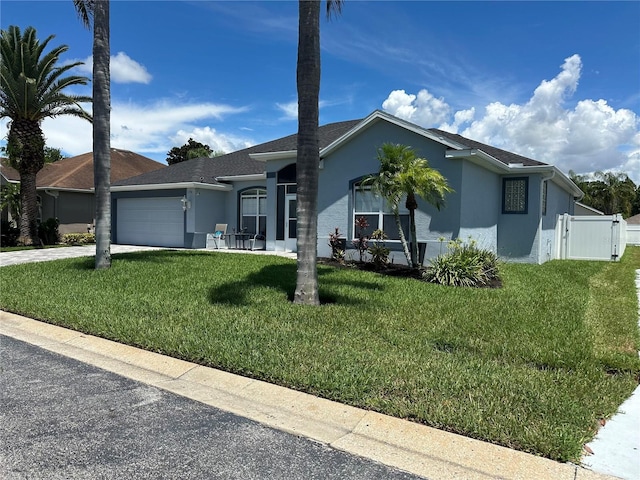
[
  {"left": 368, "top": 229, "right": 390, "bottom": 269},
  {"left": 1, "top": 220, "right": 20, "bottom": 247},
  {"left": 424, "top": 238, "right": 500, "bottom": 287},
  {"left": 61, "top": 232, "right": 96, "bottom": 245},
  {"left": 352, "top": 216, "right": 369, "bottom": 262},
  {"left": 38, "top": 218, "right": 60, "bottom": 245},
  {"left": 328, "top": 227, "right": 346, "bottom": 263}
]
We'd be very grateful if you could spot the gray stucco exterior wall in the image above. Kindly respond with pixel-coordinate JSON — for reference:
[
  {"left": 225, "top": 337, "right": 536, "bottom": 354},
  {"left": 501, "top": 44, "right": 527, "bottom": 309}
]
[
  {"left": 458, "top": 160, "right": 500, "bottom": 254},
  {"left": 316, "top": 119, "right": 464, "bottom": 264}
]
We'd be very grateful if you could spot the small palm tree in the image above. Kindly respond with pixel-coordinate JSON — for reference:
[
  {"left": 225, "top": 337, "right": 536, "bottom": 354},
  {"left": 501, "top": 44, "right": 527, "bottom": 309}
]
[
  {"left": 365, "top": 143, "right": 453, "bottom": 268},
  {"left": 294, "top": 0, "right": 343, "bottom": 305},
  {"left": 0, "top": 25, "right": 91, "bottom": 244}
]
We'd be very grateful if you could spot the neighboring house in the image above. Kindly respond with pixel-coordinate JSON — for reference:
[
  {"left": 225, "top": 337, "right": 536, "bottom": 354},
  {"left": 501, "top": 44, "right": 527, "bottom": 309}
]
[
  {"left": 112, "top": 110, "right": 583, "bottom": 264},
  {"left": 1, "top": 149, "right": 165, "bottom": 233},
  {"left": 624, "top": 213, "right": 640, "bottom": 224}
]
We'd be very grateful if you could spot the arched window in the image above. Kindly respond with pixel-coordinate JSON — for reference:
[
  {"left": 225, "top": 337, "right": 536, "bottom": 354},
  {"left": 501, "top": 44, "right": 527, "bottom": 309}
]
[{"left": 240, "top": 188, "right": 267, "bottom": 235}]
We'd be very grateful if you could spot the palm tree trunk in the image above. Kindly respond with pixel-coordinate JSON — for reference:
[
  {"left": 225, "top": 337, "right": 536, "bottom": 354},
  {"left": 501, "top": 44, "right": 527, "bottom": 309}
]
[
  {"left": 407, "top": 192, "right": 419, "bottom": 267},
  {"left": 93, "top": 0, "right": 111, "bottom": 269},
  {"left": 393, "top": 207, "right": 412, "bottom": 265},
  {"left": 293, "top": 0, "right": 321, "bottom": 305},
  {"left": 19, "top": 171, "right": 39, "bottom": 245},
  {"left": 9, "top": 119, "right": 45, "bottom": 245}
]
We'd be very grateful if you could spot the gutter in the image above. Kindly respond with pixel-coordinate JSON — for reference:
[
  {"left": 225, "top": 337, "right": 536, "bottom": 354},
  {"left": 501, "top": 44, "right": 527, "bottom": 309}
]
[
  {"left": 215, "top": 173, "right": 266, "bottom": 182},
  {"left": 111, "top": 182, "right": 233, "bottom": 193},
  {"left": 249, "top": 151, "right": 297, "bottom": 162}
]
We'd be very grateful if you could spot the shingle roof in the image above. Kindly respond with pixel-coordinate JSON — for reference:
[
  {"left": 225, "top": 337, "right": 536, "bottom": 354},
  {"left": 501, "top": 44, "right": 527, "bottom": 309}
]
[
  {"left": 0, "top": 157, "right": 19, "bottom": 182},
  {"left": 625, "top": 213, "right": 640, "bottom": 224},
  {"left": 428, "top": 128, "right": 547, "bottom": 166},
  {"left": 114, "top": 119, "right": 362, "bottom": 187},
  {"left": 113, "top": 115, "right": 550, "bottom": 189},
  {"left": 1, "top": 149, "right": 165, "bottom": 189}
]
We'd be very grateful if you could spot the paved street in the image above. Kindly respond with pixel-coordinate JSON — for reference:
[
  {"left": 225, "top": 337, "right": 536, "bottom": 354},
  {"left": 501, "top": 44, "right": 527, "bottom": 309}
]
[{"left": 0, "top": 335, "right": 423, "bottom": 480}]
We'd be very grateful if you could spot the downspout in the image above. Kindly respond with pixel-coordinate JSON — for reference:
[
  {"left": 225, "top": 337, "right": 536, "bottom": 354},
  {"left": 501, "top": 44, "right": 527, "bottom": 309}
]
[{"left": 539, "top": 172, "right": 554, "bottom": 263}]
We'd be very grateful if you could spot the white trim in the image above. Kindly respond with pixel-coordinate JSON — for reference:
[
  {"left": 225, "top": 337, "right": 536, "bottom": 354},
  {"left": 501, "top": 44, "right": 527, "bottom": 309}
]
[
  {"left": 36, "top": 186, "right": 92, "bottom": 194},
  {"left": 215, "top": 173, "right": 266, "bottom": 182},
  {"left": 111, "top": 182, "right": 232, "bottom": 192},
  {"left": 249, "top": 151, "right": 297, "bottom": 162}
]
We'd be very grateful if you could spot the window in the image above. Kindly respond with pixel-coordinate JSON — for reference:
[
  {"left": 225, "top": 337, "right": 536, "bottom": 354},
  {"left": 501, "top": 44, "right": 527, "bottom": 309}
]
[
  {"left": 502, "top": 177, "right": 528, "bottom": 214},
  {"left": 541, "top": 180, "right": 547, "bottom": 216},
  {"left": 240, "top": 188, "right": 266, "bottom": 235},
  {"left": 353, "top": 183, "right": 409, "bottom": 240}
]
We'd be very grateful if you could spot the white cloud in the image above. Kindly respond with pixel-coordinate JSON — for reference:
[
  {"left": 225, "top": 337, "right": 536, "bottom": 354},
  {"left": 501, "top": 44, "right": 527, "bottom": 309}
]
[
  {"left": 77, "top": 52, "right": 152, "bottom": 84},
  {"left": 276, "top": 101, "right": 298, "bottom": 120},
  {"left": 382, "top": 89, "right": 451, "bottom": 127},
  {"left": 170, "top": 127, "right": 253, "bottom": 154},
  {"left": 382, "top": 54, "right": 640, "bottom": 183},
  {"left": 14, "top": 99, "right": 252, "bottom": 160}
]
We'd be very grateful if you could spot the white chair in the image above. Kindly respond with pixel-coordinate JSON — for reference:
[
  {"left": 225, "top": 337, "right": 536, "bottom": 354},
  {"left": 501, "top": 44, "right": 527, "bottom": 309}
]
[
  {"left": 249, "top": 233, "right": 266, "bottom": 251},
  {"left": 208, "top": 223, "right": 227, "bottom": 249}
]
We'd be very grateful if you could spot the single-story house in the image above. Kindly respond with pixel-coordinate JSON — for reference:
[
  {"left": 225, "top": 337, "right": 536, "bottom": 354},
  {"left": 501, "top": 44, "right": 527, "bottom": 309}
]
[
  {"left": 1, "top": 149, "right": 165, "bottom": 233},
  {"left": 112, "top": 110, "right": 583, "bottom": 264}
]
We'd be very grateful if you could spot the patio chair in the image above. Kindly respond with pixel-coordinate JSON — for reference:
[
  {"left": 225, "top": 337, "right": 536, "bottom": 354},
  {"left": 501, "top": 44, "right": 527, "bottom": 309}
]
[
  {"left": 208, "top": 223, "right": 228, "bottom": 249},
  {"left": 249, "top": 233, "right": 266, "bottom": 251}
]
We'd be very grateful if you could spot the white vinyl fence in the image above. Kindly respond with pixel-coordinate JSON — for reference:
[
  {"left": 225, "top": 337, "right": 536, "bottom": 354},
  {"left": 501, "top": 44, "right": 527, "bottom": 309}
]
[
  {"left": 627, "top": 225, "right": 640, "bottom": 245},
  {"left": 555, "top": 214, "right": 626, "bottom": 261}
]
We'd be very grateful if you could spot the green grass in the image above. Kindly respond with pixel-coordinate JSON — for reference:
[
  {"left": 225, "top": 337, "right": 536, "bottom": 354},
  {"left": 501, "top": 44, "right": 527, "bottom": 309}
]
[{"left": 1, "top": 247, "right": 639, "bottom": 462}]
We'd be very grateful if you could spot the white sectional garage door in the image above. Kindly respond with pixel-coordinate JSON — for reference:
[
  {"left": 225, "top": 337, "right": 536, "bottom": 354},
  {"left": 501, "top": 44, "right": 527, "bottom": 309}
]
[{"left": 117, "top": 197, "right": 184, "bottom": 247}]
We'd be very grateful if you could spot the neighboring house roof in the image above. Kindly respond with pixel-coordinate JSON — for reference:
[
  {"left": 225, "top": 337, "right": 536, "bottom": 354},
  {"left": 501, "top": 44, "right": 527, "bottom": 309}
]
[
  {"left": 0, "top": 157, "right": 19, "bottom": 182},
  {"left": 1, "top": 149, "right": 165, "bottom": 190},
  {"left": 113, "top": 119, "right": 362, "bottom": 189},
  {"left": 112, "top": 110, "right": 581, "bottom": 198},
  {"left": 625, "top": 213, "right": 640, "bottom": 224}
]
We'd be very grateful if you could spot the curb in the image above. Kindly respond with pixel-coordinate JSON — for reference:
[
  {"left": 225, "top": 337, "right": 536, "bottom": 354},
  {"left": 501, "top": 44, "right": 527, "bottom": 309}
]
[{"left": 0, "top": 311, "right": 618, "bottom": 480}]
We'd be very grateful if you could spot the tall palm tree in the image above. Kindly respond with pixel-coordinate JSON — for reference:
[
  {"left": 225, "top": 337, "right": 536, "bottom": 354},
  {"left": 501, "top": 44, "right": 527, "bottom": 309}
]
[
  {"left": 294, "top": 0, "right": 343, "bottom": 305},
  {"left": 0, "top": 26, "right": 91, "bottom": 245},
  {"left": 75, "top": 0, "right": 112, "bottom": 269},
  {"left": 365, "top": 143, "right": 452, "bottom": 268}
]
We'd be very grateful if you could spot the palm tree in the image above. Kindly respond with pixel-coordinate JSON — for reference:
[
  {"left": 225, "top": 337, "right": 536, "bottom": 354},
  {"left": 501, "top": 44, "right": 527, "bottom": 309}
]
[
  {"left": 0, "top": 26, "right": 91, "bottom": 245},
  {"left": 570, "top": 170, "right": 636, "bottom": 216},
  {"left": 592, "top": 171, "right": 635, "bottom": 217},
  {"left": 294, "top": 0, "right": 343, "bottom": 305},
  {"left": 75, "top": 0, "right": 112, "bottom": 269},
  {"left": 365, "top": 143, "right": 452, "bottom": 268}
]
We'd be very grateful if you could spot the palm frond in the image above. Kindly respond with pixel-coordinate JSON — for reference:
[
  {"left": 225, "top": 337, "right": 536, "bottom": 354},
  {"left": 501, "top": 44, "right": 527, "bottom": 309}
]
[{"left": 73, "top": 0, "right": 94, "bottom": 29}]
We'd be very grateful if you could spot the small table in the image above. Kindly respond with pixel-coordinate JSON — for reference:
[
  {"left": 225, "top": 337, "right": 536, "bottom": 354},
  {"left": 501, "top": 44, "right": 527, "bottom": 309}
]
[{"left": 231, "top": 232, "right": 252, "bottom": 249}]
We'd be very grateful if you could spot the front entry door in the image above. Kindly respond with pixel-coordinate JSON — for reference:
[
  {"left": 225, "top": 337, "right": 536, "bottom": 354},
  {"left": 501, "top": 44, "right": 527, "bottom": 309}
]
[{"left": 284, "top": 194, "right": 297, "bottom": 252}]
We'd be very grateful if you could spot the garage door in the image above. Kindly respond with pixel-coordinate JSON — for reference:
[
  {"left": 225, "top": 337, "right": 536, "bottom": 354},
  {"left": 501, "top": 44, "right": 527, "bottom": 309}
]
[{"left": 117, "top": 197, "right": 184, "bottom": 247}]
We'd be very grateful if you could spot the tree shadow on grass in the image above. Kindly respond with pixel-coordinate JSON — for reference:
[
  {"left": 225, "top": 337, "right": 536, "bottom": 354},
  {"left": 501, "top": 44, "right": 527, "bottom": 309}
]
[
  {"left": 66, "top": 250, "right": 194, "bottom": 271},
  {"left": 208, "top": 263, "right": 384, "bottom": 306}
]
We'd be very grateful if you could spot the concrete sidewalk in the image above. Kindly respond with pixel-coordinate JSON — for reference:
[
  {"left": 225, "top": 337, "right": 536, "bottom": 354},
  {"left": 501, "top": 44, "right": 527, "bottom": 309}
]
[
  {"left": 0, "top": 312, "right": 617, "bottom": 480},
  {"left": 0, "top": 244, "right": 297, "bottom": 267}
]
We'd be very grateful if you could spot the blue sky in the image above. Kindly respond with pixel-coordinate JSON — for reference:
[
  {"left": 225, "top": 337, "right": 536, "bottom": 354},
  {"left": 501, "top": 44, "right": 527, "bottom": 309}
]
[{"left": 2, "top": 1, "right": 639, "bottom": 182}]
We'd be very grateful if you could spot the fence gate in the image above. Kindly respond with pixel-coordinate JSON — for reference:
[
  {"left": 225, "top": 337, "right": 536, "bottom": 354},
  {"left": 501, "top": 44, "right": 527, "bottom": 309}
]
[{"left": 556, "top": 214, "right": 626, "bottom": 261}]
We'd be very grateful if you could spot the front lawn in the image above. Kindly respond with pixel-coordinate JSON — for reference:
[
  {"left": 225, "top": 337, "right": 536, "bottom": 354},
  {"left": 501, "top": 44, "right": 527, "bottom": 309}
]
[{"left": 1, "top": 248, "right": 639, "bottom": 462}]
